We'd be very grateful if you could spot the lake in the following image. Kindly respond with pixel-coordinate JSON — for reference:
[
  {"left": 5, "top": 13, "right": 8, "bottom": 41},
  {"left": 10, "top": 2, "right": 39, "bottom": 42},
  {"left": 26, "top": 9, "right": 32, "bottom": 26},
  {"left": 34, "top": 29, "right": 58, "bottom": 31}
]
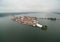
[{"left": 0, "top": 13, "right": 60, "bottom": 42}]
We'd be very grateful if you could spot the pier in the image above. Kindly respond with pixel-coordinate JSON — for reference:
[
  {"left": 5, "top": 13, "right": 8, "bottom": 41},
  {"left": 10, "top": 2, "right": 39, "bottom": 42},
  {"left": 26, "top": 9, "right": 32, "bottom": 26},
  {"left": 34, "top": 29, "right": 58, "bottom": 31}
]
[{"left": 39, "top": 18, "right": 56, "bottom": 21}]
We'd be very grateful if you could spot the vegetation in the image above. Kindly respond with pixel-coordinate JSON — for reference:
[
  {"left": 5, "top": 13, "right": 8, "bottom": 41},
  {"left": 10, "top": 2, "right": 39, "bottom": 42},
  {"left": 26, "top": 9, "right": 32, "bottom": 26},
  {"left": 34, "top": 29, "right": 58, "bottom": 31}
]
[{"left": 41, "top": 25, "right": 48, "bottom": 30}]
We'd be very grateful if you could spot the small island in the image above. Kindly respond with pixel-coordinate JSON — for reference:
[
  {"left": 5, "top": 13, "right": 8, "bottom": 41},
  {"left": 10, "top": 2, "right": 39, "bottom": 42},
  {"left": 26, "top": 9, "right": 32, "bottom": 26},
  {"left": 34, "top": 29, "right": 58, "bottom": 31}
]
[
  {"left": 11, "top": 16, "right": 47, "bottom": 29},
  {"left": 12, "top": 16, "right": 38, "bottom": 26}
]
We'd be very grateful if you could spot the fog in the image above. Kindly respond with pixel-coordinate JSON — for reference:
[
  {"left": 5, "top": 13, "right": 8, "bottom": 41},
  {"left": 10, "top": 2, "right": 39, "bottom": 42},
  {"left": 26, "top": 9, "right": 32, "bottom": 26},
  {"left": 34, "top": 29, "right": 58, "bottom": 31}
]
[{"left": 0, "top": 0, "right": 60, "bottom": 12}]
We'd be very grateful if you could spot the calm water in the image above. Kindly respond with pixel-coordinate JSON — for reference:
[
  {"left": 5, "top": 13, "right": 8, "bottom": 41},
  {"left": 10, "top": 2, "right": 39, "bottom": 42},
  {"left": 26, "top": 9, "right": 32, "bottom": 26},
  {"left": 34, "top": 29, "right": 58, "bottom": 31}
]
[{"left": 0, "top": 13, "right": 60, "bottom": 42}]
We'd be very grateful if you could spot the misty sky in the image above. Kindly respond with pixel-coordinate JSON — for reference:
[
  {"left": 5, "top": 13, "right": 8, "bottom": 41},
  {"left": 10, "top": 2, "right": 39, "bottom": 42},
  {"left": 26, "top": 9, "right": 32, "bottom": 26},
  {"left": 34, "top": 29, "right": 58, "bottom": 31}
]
[{"left": 0, "top": 0, "right": 60, "bottom": 12}]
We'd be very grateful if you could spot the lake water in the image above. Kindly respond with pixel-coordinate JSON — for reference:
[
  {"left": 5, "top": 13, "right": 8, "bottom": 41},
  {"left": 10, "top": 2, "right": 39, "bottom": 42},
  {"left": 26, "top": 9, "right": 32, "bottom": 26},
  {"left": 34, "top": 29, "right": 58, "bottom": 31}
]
[{"left": 0, "top": 13, "right": 60, "bottom": 42}]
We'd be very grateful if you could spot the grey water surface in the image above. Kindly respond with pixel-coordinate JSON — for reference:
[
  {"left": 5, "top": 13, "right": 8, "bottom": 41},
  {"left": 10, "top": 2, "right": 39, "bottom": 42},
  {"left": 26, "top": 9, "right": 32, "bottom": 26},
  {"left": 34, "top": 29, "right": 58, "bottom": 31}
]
[{"left": 0, "top": 13, "right": 60, "bottom": 42}]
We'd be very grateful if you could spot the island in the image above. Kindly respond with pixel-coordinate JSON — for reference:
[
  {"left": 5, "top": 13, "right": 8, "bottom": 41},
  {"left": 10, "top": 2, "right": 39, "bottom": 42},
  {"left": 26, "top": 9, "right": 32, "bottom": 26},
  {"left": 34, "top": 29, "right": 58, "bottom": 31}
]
[{"left": 11, "top": 16, "right": 47, "bottom": 29}]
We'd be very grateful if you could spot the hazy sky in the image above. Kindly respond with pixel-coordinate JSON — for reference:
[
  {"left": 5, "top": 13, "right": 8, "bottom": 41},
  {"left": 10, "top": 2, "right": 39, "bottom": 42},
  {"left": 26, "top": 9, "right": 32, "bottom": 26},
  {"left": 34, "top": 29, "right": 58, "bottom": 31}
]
[{"left": 0, "top": 0, "right": 60, "bottom": 12}]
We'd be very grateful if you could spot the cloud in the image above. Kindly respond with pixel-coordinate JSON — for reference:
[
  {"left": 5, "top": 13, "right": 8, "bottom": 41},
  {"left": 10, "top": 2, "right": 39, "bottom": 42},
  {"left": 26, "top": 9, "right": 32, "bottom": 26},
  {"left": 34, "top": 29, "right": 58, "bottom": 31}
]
[{"left": 0, "top": 0, "right": 60, "bottom": 12}]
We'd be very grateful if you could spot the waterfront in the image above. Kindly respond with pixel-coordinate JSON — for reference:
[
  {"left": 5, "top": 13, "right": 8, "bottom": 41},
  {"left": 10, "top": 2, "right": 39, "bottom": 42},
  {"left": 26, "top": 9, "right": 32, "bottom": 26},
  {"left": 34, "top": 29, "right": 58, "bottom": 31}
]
[{"left": 0, "top": 13, "right": 60, "bottom": 42}]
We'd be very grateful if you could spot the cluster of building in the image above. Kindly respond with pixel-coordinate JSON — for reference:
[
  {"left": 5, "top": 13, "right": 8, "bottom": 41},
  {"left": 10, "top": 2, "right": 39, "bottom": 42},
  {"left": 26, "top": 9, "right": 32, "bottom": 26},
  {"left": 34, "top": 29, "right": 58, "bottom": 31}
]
[{"left": 12, "top": 16, "right": 38, "bottom": 26}]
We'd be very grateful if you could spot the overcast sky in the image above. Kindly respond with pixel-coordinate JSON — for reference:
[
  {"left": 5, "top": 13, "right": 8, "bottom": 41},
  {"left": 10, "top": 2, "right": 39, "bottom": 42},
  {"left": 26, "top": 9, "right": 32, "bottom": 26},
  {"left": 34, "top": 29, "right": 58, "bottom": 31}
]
[{"left": 0, "top": 0, "right": 60, "bottom": 12}]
